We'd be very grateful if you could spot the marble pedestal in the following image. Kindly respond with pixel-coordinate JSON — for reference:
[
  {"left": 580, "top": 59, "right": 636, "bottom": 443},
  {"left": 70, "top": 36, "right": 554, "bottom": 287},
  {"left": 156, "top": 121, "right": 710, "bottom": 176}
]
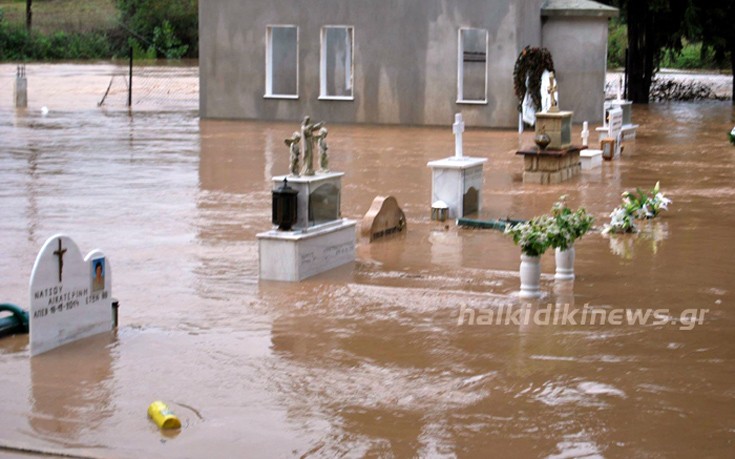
[
  {"left": 427, "top": 157, "right": 487, "bottom": 219},
  {"left": 516, "top": 146, "right": 581, "bottom": 184},
  {"left": 580, "top": 149, "right": 603, "bottom": 170},
  {"left": 535, "top": 110, "right": 573, "bottom": 150},
  {"left": 257, "top": 219, "right": 356, "bottom": 281},
  {"left": 259, "top": 171, "right": 355, "bottom": 281}
]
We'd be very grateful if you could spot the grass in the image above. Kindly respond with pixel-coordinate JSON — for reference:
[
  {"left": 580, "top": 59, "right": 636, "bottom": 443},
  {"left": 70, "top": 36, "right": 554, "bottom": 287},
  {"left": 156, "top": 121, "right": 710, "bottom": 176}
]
[{"left": 0, "top": 0, "right": 118, "bottom": 34}]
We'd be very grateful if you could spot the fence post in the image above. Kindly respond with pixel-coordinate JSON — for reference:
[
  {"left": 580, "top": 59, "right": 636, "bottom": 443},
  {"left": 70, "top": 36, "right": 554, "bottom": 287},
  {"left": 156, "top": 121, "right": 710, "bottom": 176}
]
[{"left": 128, "top": 46, "right": 133, "bottom": 108}]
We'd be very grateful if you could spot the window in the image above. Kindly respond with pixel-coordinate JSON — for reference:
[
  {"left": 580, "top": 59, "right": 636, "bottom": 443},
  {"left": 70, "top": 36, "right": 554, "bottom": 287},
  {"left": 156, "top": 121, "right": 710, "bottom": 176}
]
[
  {"left": 320, "top": 26, "right": 354, "bottom": 100},
  {"left": 266, "top": 25, "right": 298, "bottom": 98},
  {"left": 457, "top": 28, "right": 488, "bottom": 104}
]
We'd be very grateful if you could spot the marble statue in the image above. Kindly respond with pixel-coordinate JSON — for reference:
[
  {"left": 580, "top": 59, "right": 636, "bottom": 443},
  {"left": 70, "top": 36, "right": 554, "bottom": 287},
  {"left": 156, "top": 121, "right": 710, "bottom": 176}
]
[
  {"left": 285, "top": 131, "right": 301, "bottom": 176},
  {"left": 300, "top": 116, "right": 324, "bottom": 176},
  {"left": 548, "top": 71, "right": 559, "bottom": 112},
  {"left": 317, "top": 127, "right": 329, "bottom": 172}
]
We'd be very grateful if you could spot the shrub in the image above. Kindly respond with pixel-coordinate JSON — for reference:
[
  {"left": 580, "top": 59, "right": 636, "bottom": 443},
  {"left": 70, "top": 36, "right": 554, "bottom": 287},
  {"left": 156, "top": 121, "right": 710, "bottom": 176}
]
[{"left": 607, "top": 20, "right": 627, "bottom": 69}]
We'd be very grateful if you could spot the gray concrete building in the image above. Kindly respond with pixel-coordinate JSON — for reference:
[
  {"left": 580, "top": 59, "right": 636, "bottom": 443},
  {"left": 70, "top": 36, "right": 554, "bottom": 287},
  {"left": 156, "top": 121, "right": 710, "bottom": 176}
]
[{"left": 199, "top": 0, "right": 617, "bottom": 127}]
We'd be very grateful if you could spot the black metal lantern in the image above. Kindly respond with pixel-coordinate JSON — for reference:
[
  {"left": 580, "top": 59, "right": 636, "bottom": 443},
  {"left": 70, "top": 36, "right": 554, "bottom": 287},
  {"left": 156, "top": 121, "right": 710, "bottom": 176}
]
[{"left": 272, "top": 178, "right": 298, "bottom": 231}]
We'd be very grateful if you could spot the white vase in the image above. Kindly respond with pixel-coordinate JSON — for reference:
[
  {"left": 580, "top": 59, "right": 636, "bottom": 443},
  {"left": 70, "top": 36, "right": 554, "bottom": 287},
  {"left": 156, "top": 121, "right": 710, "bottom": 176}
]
[
  {"left": 519, "top": 254, "right": 542, "bottom": 298},
  {"left": 554, "top": 246, "right": 575, "bottom": 281}
]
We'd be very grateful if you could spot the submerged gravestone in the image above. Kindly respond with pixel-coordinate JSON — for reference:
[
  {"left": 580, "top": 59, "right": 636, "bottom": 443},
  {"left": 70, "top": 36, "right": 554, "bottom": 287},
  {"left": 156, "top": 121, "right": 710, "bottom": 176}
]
[
  {"left": 258, "top": 118, "right": 356, "bottom": 282},
  {"left": 427, "top": 113, "right": 487, "bottom": 219},
  {"left": 29, "top": 234, "right": 113, "bottom": 356},
  {"left": 361, "top": 196, "right": 406, "bottom": 242}
]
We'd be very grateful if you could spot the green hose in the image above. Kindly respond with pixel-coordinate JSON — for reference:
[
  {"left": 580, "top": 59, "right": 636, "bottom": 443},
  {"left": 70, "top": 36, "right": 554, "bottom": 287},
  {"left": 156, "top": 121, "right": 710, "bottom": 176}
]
[
  {"left": 0, "top": 303, "right": 29, "bottom": 337},
  {"left": 457, "top": 217, "right": 527, "bottom": 231}
]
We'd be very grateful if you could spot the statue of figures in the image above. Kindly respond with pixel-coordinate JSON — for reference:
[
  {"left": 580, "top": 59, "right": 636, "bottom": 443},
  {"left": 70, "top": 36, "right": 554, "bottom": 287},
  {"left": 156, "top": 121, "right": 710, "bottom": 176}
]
[
  {"left": 317, "top": 127, "right": 329, "bottom": 172},
  {"left": 284, "top": 131, "right": 301, "bottom": 176},
  {"left": 548, "top": 71, "right": 558, "bottom": 112},
  {"left": 300, "top": 116, "right": 324, "bottom": 176}
]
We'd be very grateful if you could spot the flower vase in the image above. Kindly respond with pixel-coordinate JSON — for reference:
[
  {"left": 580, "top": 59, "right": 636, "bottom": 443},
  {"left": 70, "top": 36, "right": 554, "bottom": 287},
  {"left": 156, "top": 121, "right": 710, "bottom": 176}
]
[
  {"left": 519, "top": 254, "right": 542, "bottom": 298},
  {"left": 554, "top": 246, "right": 575, "bottom": 281}
]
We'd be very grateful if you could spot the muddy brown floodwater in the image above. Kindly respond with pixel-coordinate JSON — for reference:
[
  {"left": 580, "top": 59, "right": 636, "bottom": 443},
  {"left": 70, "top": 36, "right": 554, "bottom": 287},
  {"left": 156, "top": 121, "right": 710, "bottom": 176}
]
[{"left": 0, "top": 64, "right": 734, "bottom": 458}]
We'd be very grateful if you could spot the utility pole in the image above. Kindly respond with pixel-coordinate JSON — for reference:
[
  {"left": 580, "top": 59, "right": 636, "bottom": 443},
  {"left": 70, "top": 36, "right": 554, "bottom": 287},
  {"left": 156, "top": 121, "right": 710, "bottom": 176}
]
[{"left": 26, "top": 0, "right": 32, "bottom": 33}]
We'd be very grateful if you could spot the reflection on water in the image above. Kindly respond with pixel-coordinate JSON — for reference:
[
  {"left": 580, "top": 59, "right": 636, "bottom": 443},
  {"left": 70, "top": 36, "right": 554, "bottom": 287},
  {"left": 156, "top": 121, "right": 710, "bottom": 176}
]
[
  {"left": 30, "top": 334, "right": 115, "bottom": 444},
  {"left": 0, "top": 64, "right": 734, "bottom": 457}
]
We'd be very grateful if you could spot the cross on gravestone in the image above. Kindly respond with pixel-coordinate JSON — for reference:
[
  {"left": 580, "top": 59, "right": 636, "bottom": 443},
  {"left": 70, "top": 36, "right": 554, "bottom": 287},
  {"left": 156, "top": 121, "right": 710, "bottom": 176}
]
[
  {"left": 53, "top": 238, "right": 66, "bottom": 282},
  {"left": 581, "top": 121, "right": 589, "bottom": 146},
  {"left": 453, "top": 113, "right": 464, "bottom": 159}
]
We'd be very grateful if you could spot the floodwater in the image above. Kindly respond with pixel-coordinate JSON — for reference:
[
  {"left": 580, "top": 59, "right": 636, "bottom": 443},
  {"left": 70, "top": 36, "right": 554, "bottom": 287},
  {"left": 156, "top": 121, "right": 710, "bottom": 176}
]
[{"left": 0, "top": 63, "right": 734, "bottom": 458}]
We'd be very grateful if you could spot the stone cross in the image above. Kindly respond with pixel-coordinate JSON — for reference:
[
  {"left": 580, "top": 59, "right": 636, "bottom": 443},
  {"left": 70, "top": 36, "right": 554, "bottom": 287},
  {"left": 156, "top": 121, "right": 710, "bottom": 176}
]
[
  {"left": 581, "top": 121, "right": 589, "bottom": 147},
  {"left": 453, "top": 113, "right": 465, "bottom": 159},
  {"left": 53, "top": 238, "right": 66, "bottom": 282}
]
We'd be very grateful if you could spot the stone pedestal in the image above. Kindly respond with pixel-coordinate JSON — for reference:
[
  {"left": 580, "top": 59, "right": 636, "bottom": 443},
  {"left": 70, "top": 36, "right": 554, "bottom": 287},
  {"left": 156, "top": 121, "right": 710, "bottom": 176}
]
[
  {"left": 535, "top": 110, "right": 573, "bottom": 150},
  {"left": 580, "top": 149, "right": 603, "bottom": 170},
  {"left": 257, "top": 219, "right": 356, "bottom": 281},
  {"left": 516, "top": 146, "right": 581, "bottom": 184},
  {"left": 427, "top": 157, "right": 487, "bottom": 219},
  {"left": 258, "top": 171, "right": 355, "bottom": 281}
]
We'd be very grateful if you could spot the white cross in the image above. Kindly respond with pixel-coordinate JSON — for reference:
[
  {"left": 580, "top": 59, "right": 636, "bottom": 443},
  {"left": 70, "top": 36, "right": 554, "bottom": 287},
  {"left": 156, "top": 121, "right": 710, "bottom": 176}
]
[
  {"left": 453, "top": 113, "right": 465, "bottom": 158},
  {"left": 581, "top": 121, "right": 589, "bottom": 147}
]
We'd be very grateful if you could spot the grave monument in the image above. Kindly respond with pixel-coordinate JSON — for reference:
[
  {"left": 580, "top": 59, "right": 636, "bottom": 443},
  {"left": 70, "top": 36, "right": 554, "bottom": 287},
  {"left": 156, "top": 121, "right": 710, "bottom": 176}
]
[
  {"left": 361, "top": 196, "right": 406, "bottom": 242},
  {"left": 600, "top": 107, "right": 623, "bottom": 160},
  {"left": 257, "top": 118, "right": 356, "bottom": 282},
  {"left": 29, "top": 234, "right": 114, "bottom": 356},
  {"left": 427, "top": 113, "right": 487, "bottom": 219},
  {"left": 516, "top": 72, "right": 581, "bottom": 184},
  {"left": 597, "top": 76, "right": 638, "bottom": 140}
]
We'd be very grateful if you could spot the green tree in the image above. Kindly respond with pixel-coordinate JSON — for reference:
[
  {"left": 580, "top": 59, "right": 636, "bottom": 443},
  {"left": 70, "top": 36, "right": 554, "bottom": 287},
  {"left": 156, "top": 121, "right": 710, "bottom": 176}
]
[
  {"left": 116, "top": 0, "right": 197, "bottom": 58},
  {"left": 688, "top": 0, "right": 735, "bottom": 104}
]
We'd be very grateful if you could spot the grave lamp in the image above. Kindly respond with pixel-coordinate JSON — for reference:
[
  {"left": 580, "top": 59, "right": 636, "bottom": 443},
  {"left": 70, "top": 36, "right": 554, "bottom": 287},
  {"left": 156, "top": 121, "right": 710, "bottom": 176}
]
[{"left": 272, "top": 178, "right": 298, "bottom": 231}]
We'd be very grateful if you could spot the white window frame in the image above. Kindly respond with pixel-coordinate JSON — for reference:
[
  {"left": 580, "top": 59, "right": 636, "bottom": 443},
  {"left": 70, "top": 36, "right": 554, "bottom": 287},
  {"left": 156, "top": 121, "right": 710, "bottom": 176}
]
[
  {"left": 319, "top": 25, "right": 354, "bottom": 101},
  {"left": 457, "top": 27, "right": 489, "bottom": 105},
  {"left": 265, "top": 25, "right": 299, "bottom": 99}
]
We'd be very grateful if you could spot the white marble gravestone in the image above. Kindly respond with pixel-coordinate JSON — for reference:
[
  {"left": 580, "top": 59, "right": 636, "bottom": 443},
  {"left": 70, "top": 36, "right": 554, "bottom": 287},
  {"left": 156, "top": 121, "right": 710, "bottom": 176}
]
[
  {"left": 607, "top": 107, "right": 624, "bottom": 157},
  {"left": 29, "top": 234, "right": 113, "bottom": 356},
  {"left": 427, "top": 113, "right": 487, "bottom": 219},
  {"left": 258, "top": 153, "right": 356, "bottom": 282},
  {"left": 598, "top": 100, "right": 638, "bottom": 140}
]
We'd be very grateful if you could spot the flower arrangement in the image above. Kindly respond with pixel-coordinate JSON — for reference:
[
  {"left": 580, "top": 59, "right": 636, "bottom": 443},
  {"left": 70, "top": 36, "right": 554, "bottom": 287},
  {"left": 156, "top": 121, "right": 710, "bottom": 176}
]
[
  {"left": 504, "top": 216, "right": 552, "bottom": 257},
  {"left": 604, "top": 182, "right": 672, "bottom": 234},
  {"left": 547, "top": 196, "right": 594, "bottom": 251},
  {"left": 505, "top": 197, "right": 593, "bottom": 255}
]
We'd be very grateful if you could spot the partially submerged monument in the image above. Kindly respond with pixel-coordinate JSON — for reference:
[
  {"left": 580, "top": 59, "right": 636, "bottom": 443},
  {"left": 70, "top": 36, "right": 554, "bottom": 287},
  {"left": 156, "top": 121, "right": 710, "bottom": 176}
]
[{"left": 258, "top": 118, "right": 356, "bottom": 282}]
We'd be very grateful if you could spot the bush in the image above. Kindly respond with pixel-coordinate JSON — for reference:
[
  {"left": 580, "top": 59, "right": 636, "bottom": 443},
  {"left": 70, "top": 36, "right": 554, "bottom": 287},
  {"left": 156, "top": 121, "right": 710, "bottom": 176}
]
[
  {"left": 607, "top": 20, "right": 627, "bottom": 69},
  {"left": 0, "top": 21, "right": 114, "bottom": 60},
  {"left": 661, "top": 41, "right": 717, "bottom": 69}
]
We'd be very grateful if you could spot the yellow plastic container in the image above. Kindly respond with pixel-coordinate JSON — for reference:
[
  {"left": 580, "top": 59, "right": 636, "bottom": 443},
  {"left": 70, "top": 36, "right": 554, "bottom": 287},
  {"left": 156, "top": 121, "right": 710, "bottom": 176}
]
[{"left": 148, "top": 401, "right": 181, "bottom": 430}]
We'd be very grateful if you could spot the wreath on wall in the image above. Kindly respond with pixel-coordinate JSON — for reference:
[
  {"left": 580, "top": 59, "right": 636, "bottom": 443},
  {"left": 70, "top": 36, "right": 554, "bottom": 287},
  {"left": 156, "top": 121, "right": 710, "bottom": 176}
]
[{"left": 513, "top": 46, "right": 555, "bottom": 113}]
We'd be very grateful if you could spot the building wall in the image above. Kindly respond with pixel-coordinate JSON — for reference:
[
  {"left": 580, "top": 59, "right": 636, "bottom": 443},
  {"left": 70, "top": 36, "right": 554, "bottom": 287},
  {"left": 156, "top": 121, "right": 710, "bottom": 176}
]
[
  {"left": 542, "top": 16, "right": 609, "bottom": 124},
  {"left": 200, "top": 0, "right": 545, "bottom": 128}
]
